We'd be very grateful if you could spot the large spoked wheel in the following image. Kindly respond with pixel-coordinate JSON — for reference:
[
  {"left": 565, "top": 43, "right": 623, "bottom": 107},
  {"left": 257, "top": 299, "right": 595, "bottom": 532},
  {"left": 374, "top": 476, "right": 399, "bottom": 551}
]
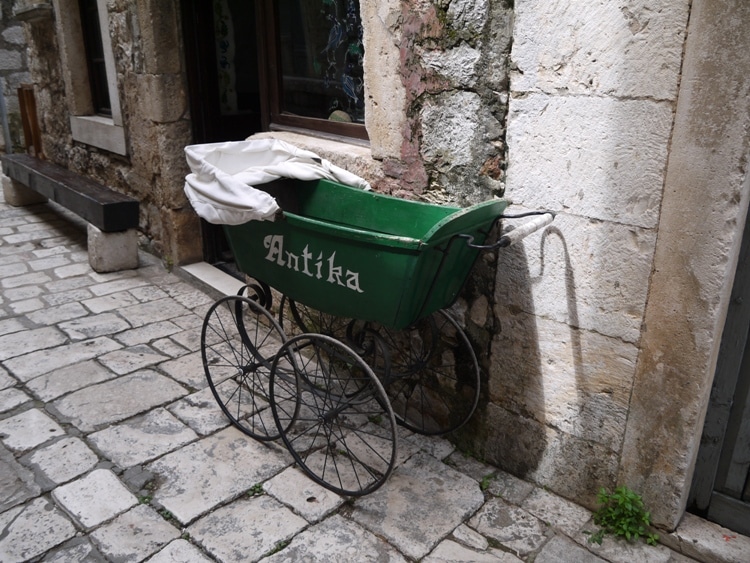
[
  {"left": 371, "top": 309, "right": 480, "bottom": 436},
  {"left": 201, "top": 295, "right": 294, "bottom": 441},
  {"left": 269, "top": 333, "right": 398, "bottom": 497}
]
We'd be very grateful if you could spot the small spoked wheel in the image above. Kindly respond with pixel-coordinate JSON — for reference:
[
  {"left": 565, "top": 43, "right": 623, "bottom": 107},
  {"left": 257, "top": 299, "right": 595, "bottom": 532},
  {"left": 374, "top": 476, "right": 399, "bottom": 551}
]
[
  {"left": 372, "top": 309, "right": 480, "bottom": 436},
  {"left": 269, "top": 333, "right": 397, "bottom": 497},
  {"left": 201, "top": 295, "right": 294, "bottom": 441},
  {"left": 279, "top": 296, "right": 354, "bottom": 339}
]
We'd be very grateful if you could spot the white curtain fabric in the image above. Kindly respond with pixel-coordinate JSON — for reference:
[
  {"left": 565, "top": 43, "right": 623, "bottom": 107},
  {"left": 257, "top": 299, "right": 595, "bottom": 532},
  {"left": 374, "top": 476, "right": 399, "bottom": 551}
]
[{"left": 184, "top": 138, "right": 371, "bottom": 225}]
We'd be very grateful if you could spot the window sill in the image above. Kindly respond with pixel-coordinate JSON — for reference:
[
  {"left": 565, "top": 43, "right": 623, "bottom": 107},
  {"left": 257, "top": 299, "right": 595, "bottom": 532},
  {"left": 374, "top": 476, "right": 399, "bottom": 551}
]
[{"left": 70, "top": 115, "right": 127, "bottom": 156}]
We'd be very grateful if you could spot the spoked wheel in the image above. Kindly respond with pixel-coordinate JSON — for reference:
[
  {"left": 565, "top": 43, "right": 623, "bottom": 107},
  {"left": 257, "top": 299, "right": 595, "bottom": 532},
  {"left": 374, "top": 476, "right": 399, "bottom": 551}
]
[
  {"left": 371, "top": 309, "right": 480, "bottom": 436},
  {"left": 238, "top": 280, "right": 272, "bottom": 309},
  {"left": 269, "top": 333, "right": 397, "bottom": 496},
  {"left": 201, "top": 295, "right": 295, "bottom": 441},
  {"left": 279, "top": 296, "right": 354, "bottom": 339}
]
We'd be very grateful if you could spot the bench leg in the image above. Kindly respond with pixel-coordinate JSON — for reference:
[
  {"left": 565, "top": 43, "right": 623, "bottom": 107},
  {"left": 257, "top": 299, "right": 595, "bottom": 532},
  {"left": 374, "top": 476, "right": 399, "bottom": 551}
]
[
  {"left": 87, "top": 225, "right": 139, "bottom": 272},
  {"left": 2, "top": 173, "right": 47, "bottom": 206}
]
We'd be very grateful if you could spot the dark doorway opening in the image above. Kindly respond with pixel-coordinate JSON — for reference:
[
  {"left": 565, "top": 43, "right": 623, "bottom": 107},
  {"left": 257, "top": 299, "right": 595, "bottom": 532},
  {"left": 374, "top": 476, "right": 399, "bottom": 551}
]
[{"left": 181, "top": 0, "right": 262, "bottom": 275}]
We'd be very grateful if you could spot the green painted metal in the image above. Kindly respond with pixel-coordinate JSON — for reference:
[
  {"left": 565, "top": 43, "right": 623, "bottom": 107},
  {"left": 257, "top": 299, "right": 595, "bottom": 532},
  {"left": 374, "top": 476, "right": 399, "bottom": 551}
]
[{"left": 225, "top": 179, "right": 507, "bottom": 329}]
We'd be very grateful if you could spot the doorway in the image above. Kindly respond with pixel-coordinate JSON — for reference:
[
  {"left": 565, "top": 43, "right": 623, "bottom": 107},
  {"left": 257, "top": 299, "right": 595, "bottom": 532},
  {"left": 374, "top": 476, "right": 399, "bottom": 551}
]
[
  {"left": 181, "top": 0, "right": 262, "bottom": 270},
  {"left": 689, "top": 211, "right": 750, "bottom": 536}
]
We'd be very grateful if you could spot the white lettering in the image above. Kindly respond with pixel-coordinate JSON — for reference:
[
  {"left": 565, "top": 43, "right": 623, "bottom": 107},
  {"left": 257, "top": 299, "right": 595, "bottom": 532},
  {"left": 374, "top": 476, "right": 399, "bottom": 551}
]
[{"left": 262, "top": 235, "right": 364, "bottom": 293}]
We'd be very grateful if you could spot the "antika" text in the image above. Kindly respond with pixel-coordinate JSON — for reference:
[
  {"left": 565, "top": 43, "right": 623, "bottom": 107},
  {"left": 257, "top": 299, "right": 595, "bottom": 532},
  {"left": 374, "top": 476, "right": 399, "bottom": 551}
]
[{"left": 263, "top": 235, "right": 364, "bottom": 293}]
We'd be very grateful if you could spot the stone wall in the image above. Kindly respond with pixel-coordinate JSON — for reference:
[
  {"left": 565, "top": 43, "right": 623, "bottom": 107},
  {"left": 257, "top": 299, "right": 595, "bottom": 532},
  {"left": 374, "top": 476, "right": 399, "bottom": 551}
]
[
  {"left": 0, "top": 0, "right": 31, "bottom": 152},
  {"left": 459, "top": 0, "right": 693, "bottom": 515},
  {"left": 20, "top": 0, "right": 200, "bottom": 265}
]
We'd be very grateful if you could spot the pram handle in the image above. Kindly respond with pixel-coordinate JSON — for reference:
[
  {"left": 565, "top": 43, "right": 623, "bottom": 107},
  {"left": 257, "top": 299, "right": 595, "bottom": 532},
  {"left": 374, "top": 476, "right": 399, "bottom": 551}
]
[{"left": 456, "top": 211, "right": 556, "bottom": 250}]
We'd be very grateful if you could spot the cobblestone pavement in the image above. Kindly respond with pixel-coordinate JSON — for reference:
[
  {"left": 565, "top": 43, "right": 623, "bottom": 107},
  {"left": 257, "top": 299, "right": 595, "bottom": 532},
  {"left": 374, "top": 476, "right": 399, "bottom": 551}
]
[{"left": 2, "top": 192, "right": 750, "bottom": 562}]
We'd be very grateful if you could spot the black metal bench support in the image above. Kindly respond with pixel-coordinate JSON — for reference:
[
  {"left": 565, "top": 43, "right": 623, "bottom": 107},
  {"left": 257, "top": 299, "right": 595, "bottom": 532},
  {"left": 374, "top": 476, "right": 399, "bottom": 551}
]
[{"left": 1, "top": 153, "right": 140, "bottom": 272}]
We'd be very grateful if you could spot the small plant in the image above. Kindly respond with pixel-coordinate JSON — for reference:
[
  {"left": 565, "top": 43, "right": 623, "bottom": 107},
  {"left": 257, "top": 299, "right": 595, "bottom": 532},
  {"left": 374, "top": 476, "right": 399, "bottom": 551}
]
[
  {"left": 588, "top": 486, "right": 659, "bottom": 546},
  {"left": 480, "top": 473, "right": 495, "bottom": 491},
  {"left": 247, "top": 483, "right": 264, "bottom": 497}
]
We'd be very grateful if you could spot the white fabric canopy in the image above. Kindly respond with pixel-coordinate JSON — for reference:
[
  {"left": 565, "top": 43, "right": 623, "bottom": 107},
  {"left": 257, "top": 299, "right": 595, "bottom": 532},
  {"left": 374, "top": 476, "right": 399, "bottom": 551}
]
[{"left": 184, "top": 138, "right": 371, "bottom": 225}]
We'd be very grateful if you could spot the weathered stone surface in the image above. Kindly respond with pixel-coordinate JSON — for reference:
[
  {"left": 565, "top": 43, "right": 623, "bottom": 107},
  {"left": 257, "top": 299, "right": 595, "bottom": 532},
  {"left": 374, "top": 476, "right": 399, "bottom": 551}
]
[
  {"left": 469, "top": 498, "right": 548, "bottom": 556},
  {"left": 352, "top": 453, "right": 485, "bottom": 560},
  {"left": 90, "top": 505, "right": 180, "bottom": 562},
  {"left": 4, "top": 337, "right": 122, "bottom": 381},
  {"left": 494, "top": 213, "right": 655, "bottom": 343},
  {"left": 489, "top": 312, "right": 636, "bottom": 449},
  {"left": 149, "top": 539, "right": 214, "bottom": 562},
  {"left": 535, "top": 536, "right": 607, "bottom": 563},
  {"left": 167, "top": 387, "right": 229, "bottom": 436},
  {"left": 97, "top": 344, "right": 168, "bottom": 375},
  {"left": 263, "top": 467, "right": 344, "bottom": 523},
  {"left": 88, "top": 408, "right": 197, "bottom": 468},
  {"left": 264, "top": 514, "right": 408, "bottom": 563},
  {"left": 0, "top": 408, "right": 66, "bottom": 452},
  {"left": 506, "top": 95, "right": 672, "bottom": 228},
  {"left": 0, "top": 387, "right": 30, "bottom": 412},
  {"left": 24, "top": 436, "right": 99, "bottom": 486},
  {"left": 0, "top": 443, "right": 40, "bottom": 512},
  {"left": 148, "top": 427, "right": 290, "bottom": 524},
  {"left": 0, "top": 326, "right": 67, "bottom": 361},
  {"left": 52, "top": 469, "right": 138, "bottom": 529},
  {"left": 521, "top": 488, "right": 592, "bottom": 537},
  {"left": 52, "top": 370, "right": 186, "bottom": 432},
  {"left": 420, "top": 43, "right": 480, "bottom": 88},
  {"left": 58, "top": 312, "right": 131, "bottom": 341},
  {"left": 511, "top": 0, "right": 689, "bottom": 99},
  {"left": 188, "top": 495, "right": 307, "bottom": 562},
  {"left": 25, "top": 360, "right": 116, "bottom": 401},
  {"left": 425, "top": 539, "right": 522, "bottom": 562},
  {"left": 0, "top": 497, "right": 76, "bottom": 561}
]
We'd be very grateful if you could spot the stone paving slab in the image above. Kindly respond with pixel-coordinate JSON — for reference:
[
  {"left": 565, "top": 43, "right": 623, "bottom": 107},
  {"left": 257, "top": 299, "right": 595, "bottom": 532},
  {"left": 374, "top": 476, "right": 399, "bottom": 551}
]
[
  {"left": 147, "top": 426, "right": 291, "bottom": 524},
  {"left": 89, "top": 504, "right": 180, "bottom": 562},
  {"left": 149, "top": 539, "right": 215, "bottom": 562},
  {"left": 263, "top": 466, "right": 345, "bottom": 523},
  {"left": 167, "top": 387, "right": 230, "bottom": 436},
  {"left": 351, "top": 452, "right": 486, "bottom": 560},
  {"left": 424, "top": 539, "right": 523, "bottom": 562},
  {"left": 263, "top": 514, "right": 408, "bottom": 563},
  {"left": 51, "top": 369, "right": 187, "bottom": 432},
  {"left": 23, "top": 436, "right": 99, "bottom": 487},
  {"left": 188, "top": 495, "right": 308, "bottom": 563},
  {"left": 52, "top": 469, "right": 138, "bottom": 529},
  {"left": 24, "top": 359, "right": 116, "bottom": 402},
  {"left": 0, "top": 444, "right": 40, "bottom": 512},
  {"left": 88, "top": 408, "right": 198, "bottom": 468},
  {"left": 469, "top": 497, "right": 550, "bottom": 557},
  {"left": 0, "top": 408, "right": 66, "bottom": 452},
  {"left": 0, "top": 497, "right": 77, "bottom": 561}
]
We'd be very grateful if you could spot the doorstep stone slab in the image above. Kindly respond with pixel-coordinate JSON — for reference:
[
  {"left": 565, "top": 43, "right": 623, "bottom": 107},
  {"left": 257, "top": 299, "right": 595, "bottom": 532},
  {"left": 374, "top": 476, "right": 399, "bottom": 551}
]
[
  {"left": 351, "top": 452, "right": 485, "bottom": 560},
  {"left": 147, "top": 426, "right": 290, "bottom": 524},
  {"left": 664, "top": 512, "right": 750, "bottom": 563},
  {"left": 52, "top": 469, "right": 138, "bottom": 529},
  {"left": 263, "top": 466, "right": 345, "bottom": 523},
  {"left": 24, "top": 436, "right": 99, "bottom": 487},
  {"left": 52, "top": 370, "right": 187, "bottom": 432},
  {"left": 423, "top": 539, "right": 523, "bottom": 562},
  {"left": 263, "top": 514, "right": 408, "bottom": 563},
  {"left": 90, "top": 504, "right": 180, "bottom": 562},
  {"left": 469, "top": 497, "right": 549, "bottom": 557},
  {"left": 87, "top": 408, "right": 198, "bottom": 468},
  {"left": 0, "top": 497, "right": 77, "bottom": 561},
  {"left": 0, "top": 408, "right": 66, "bottom": 452},
  {"left": 187, "top": 495, "right": 308, "bottom": 563}
]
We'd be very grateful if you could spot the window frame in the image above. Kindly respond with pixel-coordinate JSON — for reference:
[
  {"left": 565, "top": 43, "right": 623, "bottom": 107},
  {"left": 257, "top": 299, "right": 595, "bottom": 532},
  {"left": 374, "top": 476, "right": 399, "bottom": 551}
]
[
  {"left": 54, "top": 0, "right": 126, "bottom": 155},
  {"left": 258, "top": 0, "right": 368, "bottom": 142}
]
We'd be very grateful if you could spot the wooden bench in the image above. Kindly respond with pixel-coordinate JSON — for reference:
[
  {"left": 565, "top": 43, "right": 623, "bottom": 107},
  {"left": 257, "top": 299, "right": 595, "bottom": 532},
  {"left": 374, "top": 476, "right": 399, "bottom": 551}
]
[{"left": 1, "top": 153, "right": 140, "bottom": 272}]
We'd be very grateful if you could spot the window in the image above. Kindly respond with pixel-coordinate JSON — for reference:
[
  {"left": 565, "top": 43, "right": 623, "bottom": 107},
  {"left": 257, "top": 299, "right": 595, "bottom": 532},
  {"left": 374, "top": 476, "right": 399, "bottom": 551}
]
[
  {"left": 55, "top": 0, "right": 126, "bottom": 154},
  {"left": 78, "top": 0, "right": 111, "bottom": 117},
  {"left": 259, "top": 0, "right": 367, "bottom": 141}
]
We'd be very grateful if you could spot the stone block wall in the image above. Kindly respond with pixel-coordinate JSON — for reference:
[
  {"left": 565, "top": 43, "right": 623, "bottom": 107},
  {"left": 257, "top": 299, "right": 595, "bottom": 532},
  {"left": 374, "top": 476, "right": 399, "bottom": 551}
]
[
  {"left": 466, "top": 0, "right": 693, "bottom": 514},
  {"left": 0, "top": 0, "right": 31, "bottom": 152}
]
